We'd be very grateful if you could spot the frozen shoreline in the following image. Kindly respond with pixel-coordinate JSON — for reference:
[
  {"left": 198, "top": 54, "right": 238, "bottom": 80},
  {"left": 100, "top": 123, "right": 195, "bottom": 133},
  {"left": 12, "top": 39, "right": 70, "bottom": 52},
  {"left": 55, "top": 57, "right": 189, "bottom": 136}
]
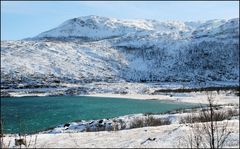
[
  {"left": 84, "top": 91, "right": 239, "bottom": 105},
  {"left": 3, "top": 90, "right": 239, "bottom": 105},
  {"left": 2, "top": 81, "right": 239, "bottom": 99}
]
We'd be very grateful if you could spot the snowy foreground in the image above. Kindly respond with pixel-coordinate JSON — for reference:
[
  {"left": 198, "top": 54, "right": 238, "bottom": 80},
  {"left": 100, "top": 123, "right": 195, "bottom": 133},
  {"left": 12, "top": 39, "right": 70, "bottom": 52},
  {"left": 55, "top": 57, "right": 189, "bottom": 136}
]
[{"left": 3, "top": 119, "right": 239, "bottom": 148}]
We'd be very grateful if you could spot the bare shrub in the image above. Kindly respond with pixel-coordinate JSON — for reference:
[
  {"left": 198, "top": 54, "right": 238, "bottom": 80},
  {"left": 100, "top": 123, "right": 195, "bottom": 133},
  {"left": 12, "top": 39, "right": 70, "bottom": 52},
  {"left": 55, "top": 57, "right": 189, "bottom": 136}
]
[
  {"left": 85, "top": 125, "right": 91, "bottom": 132},
  {"left": 0, "top": 115, "right": 39, "bottom": 148},
  {"left": 143, "top": 112, "right": 154, "bottom": 116},
  {"left": 112, "top": 119, "right": 119, "bottom": 131},
  {"left": 118, "top": 119, "right": 126, "bottom": 130},
  {"left": 130, "top": 116, "right": 171, "bottom": 129},
  {"left": 177, "top": 123, "right": 203, "bottom": 148},
  {"left": 179, "top": 114, "right": 196, "bottom": 124},
  {"left": 180, "top": 110, "right": 232, "bottom": 124},
  {"left": 180, "top": 92, "right": 233, "bottom": 148},
  {"left": 226, "top": 108, "right": 239, "bottom": 118},
  {"left": 129, "top": 118, "right": 145, "bottom": 129},
  {"left": 0, "top": 117, "right": 12, "bottom": 148},
  {"left": 15, "top": 138, "right": 27, "bottom": 146},
  {"left": 0, "top": 118, "right": 4, "bottom": 148},
  {"left": 145, "top": 116, "right": 171, "bottom": 126}
]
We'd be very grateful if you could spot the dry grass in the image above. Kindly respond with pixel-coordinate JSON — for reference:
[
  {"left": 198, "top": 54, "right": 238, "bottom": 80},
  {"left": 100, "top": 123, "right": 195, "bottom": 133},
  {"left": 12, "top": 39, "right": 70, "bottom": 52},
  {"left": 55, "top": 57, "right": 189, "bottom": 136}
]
[
  {"left": 180, "top": 108, "right": 239, "bottom": 124},
  {"left": 130, "top": 116, "right": 171, "bottom": 129}
]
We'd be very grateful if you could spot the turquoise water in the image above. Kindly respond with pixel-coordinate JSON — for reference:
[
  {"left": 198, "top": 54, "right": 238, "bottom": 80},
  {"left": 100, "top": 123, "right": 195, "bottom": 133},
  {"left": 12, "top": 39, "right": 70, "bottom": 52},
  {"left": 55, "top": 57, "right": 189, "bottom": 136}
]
[{"left": 1, "top": 96, "right": 195, "bottom": 134}]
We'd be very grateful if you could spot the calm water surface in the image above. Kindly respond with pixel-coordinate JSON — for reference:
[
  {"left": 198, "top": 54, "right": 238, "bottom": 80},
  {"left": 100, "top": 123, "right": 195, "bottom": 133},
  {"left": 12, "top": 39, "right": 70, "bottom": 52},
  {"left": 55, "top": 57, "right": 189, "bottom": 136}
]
[{"left": 1, "top": 96, "right": 196, "bottom": 134}]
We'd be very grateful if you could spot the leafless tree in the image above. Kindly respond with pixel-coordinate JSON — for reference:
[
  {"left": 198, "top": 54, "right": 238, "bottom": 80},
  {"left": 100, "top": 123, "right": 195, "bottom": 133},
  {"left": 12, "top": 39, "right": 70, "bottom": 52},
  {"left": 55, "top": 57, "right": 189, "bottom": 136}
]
[
  {"left": 199, "top": 92, "right": 231, "bottom": 148},
  {"left": 180, "top": 91, "right": 232, "bottom": 148},
  {"left": 0, "top": 114, "right": 38, "bottom": 148},
  {"left": 0, "top": 117, "right": 12, "bottom": 148},
  {"left": 0, "top": 117, "right": 3, "bottom": 148}
]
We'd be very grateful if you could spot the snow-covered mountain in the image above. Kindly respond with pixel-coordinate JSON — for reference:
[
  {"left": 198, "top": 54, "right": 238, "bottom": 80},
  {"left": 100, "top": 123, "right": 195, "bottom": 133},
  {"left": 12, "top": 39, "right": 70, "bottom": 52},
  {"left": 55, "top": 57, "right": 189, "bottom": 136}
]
[
  {"left": 1, "top": 16, "right": 239, "bottom": 89},
  {"left": 35, "top": 15, "right": 192, "bottom": 40}
]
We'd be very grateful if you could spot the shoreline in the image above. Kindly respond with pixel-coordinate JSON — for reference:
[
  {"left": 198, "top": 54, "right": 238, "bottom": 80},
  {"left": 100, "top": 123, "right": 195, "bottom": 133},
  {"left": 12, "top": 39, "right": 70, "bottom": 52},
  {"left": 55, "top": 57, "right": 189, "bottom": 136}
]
[
  {"left": 82, "top": 91, "right": 239, "bottom": 105},
  {"left": 2, "top": 91, "right": 239, "bottom": 105},
  {"left": 3, "top": 115, "right": 239, "bottom": 148},
  {"left": 3, "top": 103, "right": 239, "bottom": 135}
]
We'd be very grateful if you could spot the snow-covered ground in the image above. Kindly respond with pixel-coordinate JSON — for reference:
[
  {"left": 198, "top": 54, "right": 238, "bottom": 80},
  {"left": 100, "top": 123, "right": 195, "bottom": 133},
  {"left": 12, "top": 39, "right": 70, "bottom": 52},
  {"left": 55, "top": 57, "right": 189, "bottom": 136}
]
[
  {"left": 3, "top": 83, "right": 239, "bottom": 105},
  {"left": 2, "top": 81, "right": 239, "bottom": 101},
  {"left": 85, "top": 91, "right": 239, "bottom": 105},
  {"left": 2, "top": 117, "right": 239, "bottom": 148}
]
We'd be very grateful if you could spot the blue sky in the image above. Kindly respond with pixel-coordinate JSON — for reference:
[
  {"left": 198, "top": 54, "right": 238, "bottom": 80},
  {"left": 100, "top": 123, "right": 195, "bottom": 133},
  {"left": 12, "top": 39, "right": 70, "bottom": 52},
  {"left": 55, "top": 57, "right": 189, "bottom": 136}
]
[{"left": 1, "top": 1, "right": 239, "bottom": 40}]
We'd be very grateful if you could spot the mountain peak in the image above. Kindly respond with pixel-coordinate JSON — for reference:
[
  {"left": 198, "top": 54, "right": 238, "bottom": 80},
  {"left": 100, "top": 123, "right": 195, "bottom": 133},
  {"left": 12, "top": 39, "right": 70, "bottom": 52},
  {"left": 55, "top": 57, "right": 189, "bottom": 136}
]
[
  {"left": 34, "top": 16, "right": 239, "bottom": 41},
  {"left": 35, "top": 15, "right": 131, "bottom": 39}
]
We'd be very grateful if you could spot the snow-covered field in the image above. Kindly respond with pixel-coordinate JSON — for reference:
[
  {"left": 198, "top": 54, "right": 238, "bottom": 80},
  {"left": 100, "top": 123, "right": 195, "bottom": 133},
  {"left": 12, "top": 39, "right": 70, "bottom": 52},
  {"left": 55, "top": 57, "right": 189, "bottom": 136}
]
[
  {"left": 85, "top": 91, "right": 239, "bottom": 105},
  {"left": 2, "top": 81, "right": 239, "bottom": 101},
  {"left": 3, "top": 83, "right": 239, "bottom": 105},
  {"left": 3, "top": 113, "right": 239, "bottom": 148}
]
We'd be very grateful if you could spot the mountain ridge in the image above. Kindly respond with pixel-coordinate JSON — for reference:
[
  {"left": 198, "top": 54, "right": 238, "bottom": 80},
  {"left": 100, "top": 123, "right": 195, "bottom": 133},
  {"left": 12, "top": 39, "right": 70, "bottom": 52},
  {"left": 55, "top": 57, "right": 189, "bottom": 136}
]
[
  {"left": 34, "top": 16, "right": 238, "bottom": 40},
  {"left": 1, "top": 16, "right": 239, "bottom": 90}
]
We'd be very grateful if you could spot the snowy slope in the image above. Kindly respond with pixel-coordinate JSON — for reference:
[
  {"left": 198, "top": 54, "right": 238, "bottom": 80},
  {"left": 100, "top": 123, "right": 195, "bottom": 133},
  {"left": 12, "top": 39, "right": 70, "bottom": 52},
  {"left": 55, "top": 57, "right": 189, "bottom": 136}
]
[
  {"left": 1, "top": 16, "right": 239, "bottom": 89},
  {"left": 35, "top": 15, "right": 194, "bottom": 40},
  {"left": 36, "top": 16, "right": 151, "bottom": 40}
]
